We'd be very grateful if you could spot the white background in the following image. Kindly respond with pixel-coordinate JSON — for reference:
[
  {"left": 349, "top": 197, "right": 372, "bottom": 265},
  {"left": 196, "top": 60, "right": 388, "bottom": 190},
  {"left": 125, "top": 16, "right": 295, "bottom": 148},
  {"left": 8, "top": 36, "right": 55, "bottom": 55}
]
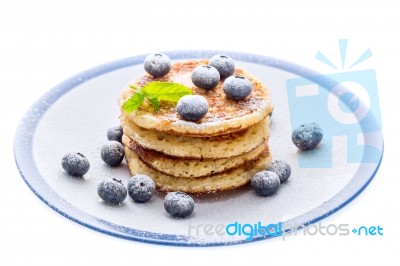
[{"left": 1, "top": 0, "right": 399, "bottom": 265}]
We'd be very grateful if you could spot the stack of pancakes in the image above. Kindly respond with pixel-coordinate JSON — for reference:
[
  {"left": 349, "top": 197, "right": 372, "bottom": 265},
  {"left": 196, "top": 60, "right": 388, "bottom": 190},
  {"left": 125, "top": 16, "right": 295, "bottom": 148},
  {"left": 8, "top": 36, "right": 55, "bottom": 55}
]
[{"left": 118, "top": 60, "right": 274, "bottom": 193}]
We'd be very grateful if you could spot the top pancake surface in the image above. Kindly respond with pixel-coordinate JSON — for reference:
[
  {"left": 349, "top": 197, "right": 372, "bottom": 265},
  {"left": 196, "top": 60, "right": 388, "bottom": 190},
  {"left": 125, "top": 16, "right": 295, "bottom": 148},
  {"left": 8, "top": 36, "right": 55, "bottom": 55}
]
[{"left": 118, "top": 59, "right": 273, "bottom": 137}]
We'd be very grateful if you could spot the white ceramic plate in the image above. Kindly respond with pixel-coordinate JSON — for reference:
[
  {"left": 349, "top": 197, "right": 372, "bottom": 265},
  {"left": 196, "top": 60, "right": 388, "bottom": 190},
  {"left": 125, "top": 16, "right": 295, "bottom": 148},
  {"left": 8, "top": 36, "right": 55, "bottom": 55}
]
[{"left": 14, "top": 51, "right": 383, "bottom": 246}]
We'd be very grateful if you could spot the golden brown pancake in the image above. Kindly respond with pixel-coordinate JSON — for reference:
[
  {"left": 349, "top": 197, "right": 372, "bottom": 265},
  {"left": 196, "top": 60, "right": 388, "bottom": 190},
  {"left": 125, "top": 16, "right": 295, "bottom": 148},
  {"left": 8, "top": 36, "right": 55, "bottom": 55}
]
[
  {"left": 123, "top": 134, "right": 267, "bottom": 178},
  {"left": 120, "top": 114, "right": 269, "bottom": 159},
  {"left": 124, "top": 147, "right": 271, "bottom": 193},
  {"left": 118, "top": 58, "right": 273, "bottom": 193},
  {"left": 118, "top": 60, "right": 273, "bottom": 137}
]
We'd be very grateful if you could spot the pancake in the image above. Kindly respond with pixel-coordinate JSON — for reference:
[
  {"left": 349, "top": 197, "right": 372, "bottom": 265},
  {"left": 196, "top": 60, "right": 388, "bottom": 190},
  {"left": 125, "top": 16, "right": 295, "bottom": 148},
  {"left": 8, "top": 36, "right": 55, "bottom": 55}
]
[
  {"left": 123, "top": 135, "right": 267, "bottom": 178},
  {"left": 120, "top": 114, "right": 269, "bottom": 159},
  {"left": 118, "top": 59, "right": 273, "bottom": 137},
  {"left": 124, "top": 147, "right": 271, "bottom": 193}
]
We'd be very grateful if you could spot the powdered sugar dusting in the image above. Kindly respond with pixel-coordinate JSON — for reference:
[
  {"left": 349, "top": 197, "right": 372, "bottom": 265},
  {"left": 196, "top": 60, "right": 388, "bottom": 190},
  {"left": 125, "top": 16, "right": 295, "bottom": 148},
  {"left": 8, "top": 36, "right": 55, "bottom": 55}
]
[
  {"left": 176, "top": 95, "right": 208, "bottom": 121},
  {"left": 267, "top": 160, "right": 291, "bottom": 183},
  {"left": 123, "top": 60, "right": 273, "bottom": 126}
]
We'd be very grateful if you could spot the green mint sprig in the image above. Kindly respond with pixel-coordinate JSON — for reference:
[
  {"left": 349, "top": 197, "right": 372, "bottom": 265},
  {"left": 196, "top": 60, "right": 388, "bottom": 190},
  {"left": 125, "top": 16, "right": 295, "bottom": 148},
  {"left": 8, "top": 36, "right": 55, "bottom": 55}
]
[{"left": 122, "top": 81, "right": 192, "bottom": 112}]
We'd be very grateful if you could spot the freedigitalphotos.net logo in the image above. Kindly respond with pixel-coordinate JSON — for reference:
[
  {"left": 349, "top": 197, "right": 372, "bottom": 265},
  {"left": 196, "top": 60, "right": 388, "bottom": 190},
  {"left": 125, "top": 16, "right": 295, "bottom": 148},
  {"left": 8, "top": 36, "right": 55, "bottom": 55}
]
[
  {"left": 187, "top": 221, "right": 283, "bottom": 241},
  {"left": 286, "top": 39, "right": 382, "bottom": 168},
  {"left": 188, "top": 222, "right": 384, "bottom": 241}
]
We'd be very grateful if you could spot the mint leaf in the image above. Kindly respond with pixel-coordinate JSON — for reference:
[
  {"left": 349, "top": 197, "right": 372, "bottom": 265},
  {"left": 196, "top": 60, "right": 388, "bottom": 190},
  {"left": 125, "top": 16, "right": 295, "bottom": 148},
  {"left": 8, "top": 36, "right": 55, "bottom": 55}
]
[
  {"left": 122, "top": 92, "right": 145, "bottom": 112},
  {"left": 142, "top": 81, "right": 192, "bottom": 102},
  {"left": 122, "top": 81, "right": 192, "bottom": 113},
  {"left": 146, "top": 95, "right": 160, "bottom": 111}
]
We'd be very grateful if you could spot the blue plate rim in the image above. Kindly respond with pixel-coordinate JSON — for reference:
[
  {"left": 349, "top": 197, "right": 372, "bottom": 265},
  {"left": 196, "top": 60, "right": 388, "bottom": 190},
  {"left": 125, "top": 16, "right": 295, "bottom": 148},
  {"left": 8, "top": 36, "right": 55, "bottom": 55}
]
[{"left": 13, "top": 50, "right": 384, "bottom": 246}]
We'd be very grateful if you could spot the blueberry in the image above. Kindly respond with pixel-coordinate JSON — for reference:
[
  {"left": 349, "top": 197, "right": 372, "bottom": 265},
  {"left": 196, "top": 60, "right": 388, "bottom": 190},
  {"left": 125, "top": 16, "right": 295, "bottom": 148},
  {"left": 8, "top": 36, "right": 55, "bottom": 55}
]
[
  {"left": 127, "top": 174, "right": 156, "bottom": 203},
  {"left": 292, "top": 123, "right": 323, "bottom": 150},
  {"left": 267, "top": 160, "right": 291, "bottom": 183},
  {"left": 144, "top": 53, "right": 171, "bottom": 78},
  {"left": 61, "top": 152, "right": 90, "bottom": 177},
  {"left": 191, "top": 65, "right": 220, "bottom": 90},
  {"left": 97, "top": 178, "right": 127, "bottom": 204},
  {"left": 164, "top": 192, "right": 194, "bottom": 218},
  {"left": 223, "top": 76, "right": 252, "bottom": 100},
  {"left": 251, "top": 171, "right": 280, "bottom": 197},
  {"left": 177, "top": 95, "right": 208, "bottom": 121},
  {"left": 107, "top": 125, "right": 123, "bottom": 143},
  {"left": 101, "top": 141, "right": 125, "bottom": 167},
  {"left": 208, "top": 55, "right": 235, "bottom": 79}
]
